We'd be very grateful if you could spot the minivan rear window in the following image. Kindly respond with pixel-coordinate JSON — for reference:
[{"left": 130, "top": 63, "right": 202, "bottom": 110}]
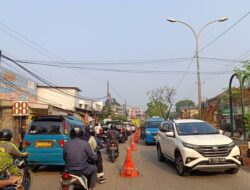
[
  {"left": 146, "top": 122, "right": 161, "bottom": 128},
  {"left": 28, "top": 118, "right": 63, "bottom": 135}
]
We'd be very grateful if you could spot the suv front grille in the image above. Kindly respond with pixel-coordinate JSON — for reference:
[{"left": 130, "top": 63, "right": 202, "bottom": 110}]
[{"left": 198, "top": 145, "right": 230, "bottom": 157}]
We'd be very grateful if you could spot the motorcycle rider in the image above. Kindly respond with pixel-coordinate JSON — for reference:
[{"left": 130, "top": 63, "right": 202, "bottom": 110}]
[
  {"left": 0, "top": 128, "right": 28, "bottom": 158},
  {"left": 63, "top": 127, "right": 98, "bottom": 190},
  {"left": 82, "top": 127, "right": 107, "bottom": 184},
  {"left": 0, "top": 128, "right": 28, "bottom": 190},
  {"left": 106, "top": 124, "right": 120, "bottom": 152}
]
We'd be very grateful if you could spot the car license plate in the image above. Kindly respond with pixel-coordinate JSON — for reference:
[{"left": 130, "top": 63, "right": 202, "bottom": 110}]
[
  {"left": 208, "top": 157, "right": 225, "bottom": 164},
  {"left": 109, "top": 147, "right": 117, "bottom": 150},
  {"left": 35, "top": 141, "right": 53, "bottom": 148}
]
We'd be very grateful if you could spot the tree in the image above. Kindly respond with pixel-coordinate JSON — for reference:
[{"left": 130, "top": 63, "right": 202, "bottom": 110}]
[
  {"left": 146, "top": 86, "right": 176, "bottom": 120},
  {"left": 146, "top": 101, "right": 168, "bottom": 118},
  {"left": 175, "top": 100, "right": 195, "bottom": 116},
  {"left": 101, "top": 97, "right": 123, "bottom": 119}
]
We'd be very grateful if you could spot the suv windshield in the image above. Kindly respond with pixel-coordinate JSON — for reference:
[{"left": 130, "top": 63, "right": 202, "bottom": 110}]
[
  {"left": 176, "top": 122, "right": 219, "bottom": 135},
  {"left": 146, "top": 122, "right": 161, "bottom": 128},
  {"left": 28, "top": 117, "right": 63, "bottom": 135}
]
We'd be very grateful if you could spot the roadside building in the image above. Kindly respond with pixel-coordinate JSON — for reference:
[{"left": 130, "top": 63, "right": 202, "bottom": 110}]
[
  {"left": 77, "top": 99, "right": 103, "bottom": 125},
  {"left": 179, "top": 107, "right": 199, "bottom": 119},
  {"left": 0, "top": 67, "right": 37, "bottom": 143},
  {"left": 202, "top": 88, "right": 250, "bottom": 139},
  {"left": 127, "top": 108, "right": 145, "bottom": 120}
]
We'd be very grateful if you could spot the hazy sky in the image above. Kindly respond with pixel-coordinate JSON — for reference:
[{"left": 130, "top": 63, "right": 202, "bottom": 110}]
[{"left": 0, "top": 1, "right": 249, "bottom": 110}]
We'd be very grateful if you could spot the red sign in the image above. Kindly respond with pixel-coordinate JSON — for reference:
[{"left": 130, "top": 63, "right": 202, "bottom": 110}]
[{"left": 13, "top": 101, "right": 29, "bottom": 116}]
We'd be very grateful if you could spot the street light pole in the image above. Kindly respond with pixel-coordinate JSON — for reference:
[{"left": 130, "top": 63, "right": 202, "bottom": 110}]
[{"left": 167, "top": 17, "right": 228, "bottom": 116}]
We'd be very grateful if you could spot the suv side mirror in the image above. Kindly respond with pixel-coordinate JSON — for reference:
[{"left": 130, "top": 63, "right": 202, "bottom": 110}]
[
  {"left": 165, "top": 131, "right": 174, "bottom": 137},
  {"left": 218, "top": 129, "right": 223, "bottom": 134}
]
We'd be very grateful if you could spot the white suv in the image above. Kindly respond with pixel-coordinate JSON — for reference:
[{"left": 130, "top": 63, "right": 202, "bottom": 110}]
[{"left": 156, "top": 119, "right": 241, "bottom": 176}]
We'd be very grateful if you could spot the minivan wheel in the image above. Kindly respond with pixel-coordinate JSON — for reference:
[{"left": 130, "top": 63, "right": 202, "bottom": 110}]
[
  {"left": 225, "top": 167, "right": 239, "bottom": 174},
  {"left": 157, "top": 145, "right": 165, "bottom": 162},
  {"left": 175, "top": 153, "right": 189, "bottom": 176}
]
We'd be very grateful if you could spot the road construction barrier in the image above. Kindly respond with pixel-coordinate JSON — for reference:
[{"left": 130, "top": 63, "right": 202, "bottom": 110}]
[{"left": 120, "top": 146, "right": 139, "bottom": 177}]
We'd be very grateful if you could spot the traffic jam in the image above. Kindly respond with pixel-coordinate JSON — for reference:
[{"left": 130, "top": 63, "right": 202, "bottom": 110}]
[{"left": 1, "top": 115, "right": 247, "bottom": 190}]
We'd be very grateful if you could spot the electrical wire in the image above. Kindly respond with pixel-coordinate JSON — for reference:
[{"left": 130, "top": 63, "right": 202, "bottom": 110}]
[
  {"left": 12, "top": 58, "right": 232, "bottom": 75},
  {"left": 0, "top": 74, "right": 59, "bottom": 106},
  {"left": 1, "top": 54, "right": 107, "bottom": 101},
  {"left": 0, "top": 22, "right": 111, "bottom": 101},
  {"left": 200, "top": 11, "right": 250, "bottom": 52}
]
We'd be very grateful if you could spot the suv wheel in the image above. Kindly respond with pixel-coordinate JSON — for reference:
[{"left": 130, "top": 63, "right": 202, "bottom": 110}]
[
  {"left": 157, "top": 145, "right": 165, "bottom": 162},
  {"left": 225, "top": 167, "right": 239, "bottom": 174},
  {"left": 175, "top": 153, "right": 189, "bottom": 176}
]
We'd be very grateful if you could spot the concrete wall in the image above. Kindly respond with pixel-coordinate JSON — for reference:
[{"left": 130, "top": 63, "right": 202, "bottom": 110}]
[
  {"left": 37, "top": 88, "right": 80, "bottom": 111},
  {"left": 0, "top": 100, "right": 24, "bottom": 145}
]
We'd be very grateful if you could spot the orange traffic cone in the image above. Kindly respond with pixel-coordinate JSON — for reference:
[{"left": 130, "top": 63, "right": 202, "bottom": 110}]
[
  {"left": 134, "top": 133, "right": 139, "bottom": 143},
  {"left": 130, "top": 136, "right": 138, "bottom": 151},
  {"left": 120, "top": 147, "right": 139, "bottom": 177}
]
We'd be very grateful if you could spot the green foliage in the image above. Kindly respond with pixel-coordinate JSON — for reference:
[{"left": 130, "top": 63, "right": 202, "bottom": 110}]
[
  {"left": 217, "top": 88, "right": 241, "bottom": 116},
  {"left": 146, "top": 86, "right": 175, "bottom": 119},
  {"left": 112, "top": 115, "right": 126, "bottom": 121},
  {"left": 146, "top": 101, "right": 168, "bottom": 118},
  {"left": 101, "top": 98, "right": 123, "bottom": 119},
  {"left": 175, "top": 100, "right": 195, "bottom": 115},
  {"left": 243, "top": 113, "right": 250, "bottom": 132}
]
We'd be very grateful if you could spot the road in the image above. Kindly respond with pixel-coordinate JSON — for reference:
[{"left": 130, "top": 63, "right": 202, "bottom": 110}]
[{"left": 30, "top": 138, "right": 250, "bottom": 190}]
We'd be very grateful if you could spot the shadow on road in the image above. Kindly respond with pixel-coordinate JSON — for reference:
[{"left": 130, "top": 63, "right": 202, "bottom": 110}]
[{"left": 31, "top": 165, "right": 64, "bottom": 173}]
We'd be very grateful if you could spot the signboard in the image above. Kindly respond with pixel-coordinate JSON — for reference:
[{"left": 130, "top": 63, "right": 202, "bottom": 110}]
[
  {"left": 13, "top": 101, "right": 29, "bottom": 116},
  {"left": 0, "top": 67, "right": 37, "bottom": 103}
]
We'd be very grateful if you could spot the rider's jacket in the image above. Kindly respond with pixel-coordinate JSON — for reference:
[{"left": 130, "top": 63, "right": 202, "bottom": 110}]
[
  {"left": 106, "top": 129, "right": 119, "bottom": 142},
  {"left": 0, "top": 141, "right": 28, "bottom": 158},
  {"left": 0, "top": 141, "right": 25, "bottom": 176},
  {"left": 63, "top": 138, "right": 97, "bottom": 172}
]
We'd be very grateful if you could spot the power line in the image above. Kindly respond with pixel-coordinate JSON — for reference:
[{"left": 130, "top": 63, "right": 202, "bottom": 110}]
[
  {"left": 0, "top": 26, "right": 59, "bottom": 61},
  {"left": 0, "top": 22, "right": 65, "bottom": 61},
  {"left": 0, "top": 22, "right": 110, "bottom": 101},
  {"left": 175, "top": 55, "right": 195, "bottom": 90},
  {"left": 13, "top": 58, "right": 232, "bottom": 75},
  {"left": 200, "top": 11, "right": 250, "bottom": 52},
  {"left": 1, "top": 54, "right": 107, "bottom": 101},
  {"left": 16, "top": 57, "right": 193, "bottom": 66},
  {"left": 0, "top": 73, "right": 60, "bottom": 106}
]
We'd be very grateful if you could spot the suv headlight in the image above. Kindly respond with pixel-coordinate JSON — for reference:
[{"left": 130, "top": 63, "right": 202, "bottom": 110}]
[
  {"left": 182, "top": 142, "right": 200, "bottom": 151},
  {"left": 228, "top": 141, "right": 236, "bottom": 150}
]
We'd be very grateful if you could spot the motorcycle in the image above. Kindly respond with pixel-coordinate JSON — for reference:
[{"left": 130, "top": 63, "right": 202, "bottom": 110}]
[
  {"left": 59, "top": 170, "right": 88, "bottom": 190},
  {"left": 107, "top": 141, "right": 119, "bottom": 163},
  {"left": 0, "top": 157, "right": 31, "bottom": 190}
]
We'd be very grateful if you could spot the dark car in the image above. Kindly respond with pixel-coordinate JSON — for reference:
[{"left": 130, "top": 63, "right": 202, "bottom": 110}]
[{"left": 115, "top": 124, "right": 127, "bottom": 143}]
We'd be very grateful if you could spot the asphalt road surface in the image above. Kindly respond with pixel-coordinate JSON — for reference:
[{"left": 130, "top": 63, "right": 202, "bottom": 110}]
[{"left": 30, "top": 137, "right": 250, "bottom": 190}]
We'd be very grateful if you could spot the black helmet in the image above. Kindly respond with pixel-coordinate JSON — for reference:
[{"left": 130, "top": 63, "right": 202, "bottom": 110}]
[
  {"left": 70, "top": 127, "right": 83, "bottom": 139},
  {"left": 0, "top": 128, "right": 13, "bottom": 141}
]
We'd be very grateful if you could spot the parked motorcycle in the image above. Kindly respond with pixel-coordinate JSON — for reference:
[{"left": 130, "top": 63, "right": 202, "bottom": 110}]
[
  {"left": 0, "top": 157, "right": 31, "bottom": 190},
  {"left": 107, "top": 141, "right": 119, "bottom": 163},
  {"left": 60, "top": 170, "right": 88, "bottom": 190}
]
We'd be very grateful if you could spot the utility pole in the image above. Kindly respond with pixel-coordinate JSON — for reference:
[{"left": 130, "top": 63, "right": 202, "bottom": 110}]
[
  {"left": 107, "top": 81, "right": 112, "bottom": 114},
  {"left": 0, "top": 50, "right": 2, "bottom": 68},
  {"left": 124, "top": 100, "right": 127, "bottom": 120},
  {"left": 167, "top": 17, "right": 228, "bottom": 118}
]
